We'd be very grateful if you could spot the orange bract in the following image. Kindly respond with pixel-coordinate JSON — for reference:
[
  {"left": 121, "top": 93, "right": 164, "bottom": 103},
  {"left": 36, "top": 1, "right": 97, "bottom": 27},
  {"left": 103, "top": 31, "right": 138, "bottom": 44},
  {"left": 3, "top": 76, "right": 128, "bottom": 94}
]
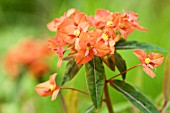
[
  {"left": 35, "top": 73, "right": 60, "bottom": 101},
  {"left": 47, "top": 8, "right": 81, "bottom": 32},
  {"left": 133, "top": 49, "right": 164, "bottom": 78},
  {"left": 57, "top": 13, "right": 90, "bottom": 44}
]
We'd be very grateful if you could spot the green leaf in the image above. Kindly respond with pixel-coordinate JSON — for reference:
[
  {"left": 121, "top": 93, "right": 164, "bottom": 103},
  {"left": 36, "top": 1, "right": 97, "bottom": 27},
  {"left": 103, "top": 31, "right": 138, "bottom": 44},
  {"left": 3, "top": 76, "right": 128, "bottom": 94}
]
[
  {"left": 114, "top": 52, "right": 127, "bottom": 80},
  {"left": 115, "top": 40, "right": 167, "bottom": 52},
  {"left": 163, "top": 54, "right": 170, "bottom": 101},
  {"left": 102, "top": 54, "right": 115, "bottom": 72},
  {"left": 110, "top": 80, "right": 159, "bottom": 113},
  {"left": 62, "top": 59, "right": 82, "bottom": 85},
  {"left": 85, "top": 56, "right": 105, "bottom": 109}
]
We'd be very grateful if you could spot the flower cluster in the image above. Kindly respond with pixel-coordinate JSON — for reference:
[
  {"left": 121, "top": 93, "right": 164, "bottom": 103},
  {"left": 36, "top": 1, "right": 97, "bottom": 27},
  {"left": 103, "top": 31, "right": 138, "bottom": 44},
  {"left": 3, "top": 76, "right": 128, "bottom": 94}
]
[
  {"left": 48, "top": 8, "right": 148, "bottom": 68},
  {"left": 35, "top": 8, "right": 165, "bottom": 102},
  {"left": 5, "top": 39, "right": 50, "bottom": 78}
]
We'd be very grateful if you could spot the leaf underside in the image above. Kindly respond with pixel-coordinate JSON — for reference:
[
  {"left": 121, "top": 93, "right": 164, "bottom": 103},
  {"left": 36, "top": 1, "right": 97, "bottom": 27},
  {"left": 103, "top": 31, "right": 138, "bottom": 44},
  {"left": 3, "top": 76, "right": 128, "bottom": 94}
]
[
  {"left": 110, "top": 80, "right": 159, "bottom": 113},
  {"left": 115, "top": 40, "right": 167, "bottom": 52},
  {"left": 102, "top": 54, "right": 115, "bottom": 72},
  {"left": 114, "top": 52, "right": 127, "bottom": 80},
  {"left": 85, "top": 56, "right": 105, "bottom": 109},
  {"left": 62, "top": 59, "right": 82, "bottom": 85}
]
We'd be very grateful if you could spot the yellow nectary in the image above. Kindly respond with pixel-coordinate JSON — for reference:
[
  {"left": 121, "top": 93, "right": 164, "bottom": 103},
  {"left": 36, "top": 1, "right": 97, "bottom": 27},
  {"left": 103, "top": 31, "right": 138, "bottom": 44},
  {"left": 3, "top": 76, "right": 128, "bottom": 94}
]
[
  {"left": 74, "top": 30, "right": 80, "bottom": 37},
  {"left": 145, "top": 58, "right": 151, "bottom": 64}
]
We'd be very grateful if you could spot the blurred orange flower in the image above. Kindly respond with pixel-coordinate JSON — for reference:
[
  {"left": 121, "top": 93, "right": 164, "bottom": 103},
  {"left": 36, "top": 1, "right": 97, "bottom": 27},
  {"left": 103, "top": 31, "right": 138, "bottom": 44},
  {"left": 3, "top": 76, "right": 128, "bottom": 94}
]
[
  {"left": 35, "top": 73, "right": 60, "bottom": 101},
  {"left": 133, "top": 49, "right": 164, "bottom": 78},
  {"left": 5, "top": 39, "right": 50, "bottom": 78}
]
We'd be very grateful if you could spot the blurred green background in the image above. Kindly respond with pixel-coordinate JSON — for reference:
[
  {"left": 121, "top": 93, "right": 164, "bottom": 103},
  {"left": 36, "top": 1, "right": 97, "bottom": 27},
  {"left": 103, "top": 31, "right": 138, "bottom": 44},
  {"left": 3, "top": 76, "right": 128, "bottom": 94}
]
[{"left": 0, "top": 0, "right": 170, "bottom": 113}]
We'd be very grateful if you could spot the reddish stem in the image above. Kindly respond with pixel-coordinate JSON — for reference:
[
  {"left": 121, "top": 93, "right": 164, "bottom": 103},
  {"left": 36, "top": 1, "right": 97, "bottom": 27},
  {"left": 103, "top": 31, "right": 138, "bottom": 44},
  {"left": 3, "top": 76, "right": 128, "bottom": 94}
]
[
  {"left": 106, "top": 64, "right": 141, "bottom": 83},
  {"left": 104, "top": 78, "right": 114, "bottom": 113},
  {"left": 160, "top": 100, "right": 168, "bottom": 113},
  {"left": 60, "top": 87, "right": 89, "bottom": 95}
]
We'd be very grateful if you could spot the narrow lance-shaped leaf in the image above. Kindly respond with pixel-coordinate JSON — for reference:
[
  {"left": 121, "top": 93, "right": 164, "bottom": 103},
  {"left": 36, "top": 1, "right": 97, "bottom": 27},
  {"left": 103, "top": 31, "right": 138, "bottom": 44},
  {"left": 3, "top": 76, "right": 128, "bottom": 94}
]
[
  {"left": 163, "top": 54, "right": 170, "bottom": 101},
  {"left": 62, "top": 59, "right": 82, "bottom": 85},
  {"left": 85, "top": 56, "right": 105, "bottom": 109},
  {"left": 110, "top": 80, "right": 159, "bottom": 113},
  {"left": 114, "top": 52, "right": 127, "bottom": 80},
  {"left": 101, "top": 54, "right": 115, "bottom": 72},
  {"left": 115, "top": 40, "right": 167, "bottom": 52}
]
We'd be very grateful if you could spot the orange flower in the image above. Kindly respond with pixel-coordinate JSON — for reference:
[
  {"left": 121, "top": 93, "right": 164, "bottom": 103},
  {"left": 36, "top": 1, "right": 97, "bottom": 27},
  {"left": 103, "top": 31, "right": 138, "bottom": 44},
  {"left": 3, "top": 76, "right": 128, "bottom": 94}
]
[
  {"left": 76, "top": 31, "right": 110, "bottom": 64},
  {"left": 47, "top": 8, "right": 81, "bottom": 32},
  {"left": 35, "top": 73, "right": 60, "bottom": 101},
  {"left": 48, "top": 38, "right": 65, "bottom": 68},
  {"left": 116, "top": 11, "right": 148, "bottom": 38},
  {"left": 89, "top": 9, "right": 111, "bottom": 29},
  {"left": 47, "top": 15, "right": 66, "bottom": 32},
  {"left": 122, "top": 11, "right": 149, "bottom": 32},
  {"left": 133, "top": 49, "right": 164, "bottom": 78},
  {"left": 57, "top": 13, "right": 90, "bottom": 44},
  {"left": 96, "top": 29, "right": 116, "bottom": 54}
]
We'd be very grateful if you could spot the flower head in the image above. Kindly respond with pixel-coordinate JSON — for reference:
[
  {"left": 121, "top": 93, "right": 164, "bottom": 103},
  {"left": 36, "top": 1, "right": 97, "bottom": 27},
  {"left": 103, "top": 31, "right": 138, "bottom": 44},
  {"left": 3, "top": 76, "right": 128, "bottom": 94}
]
[
  {"left": 35, "top": 73, "right": 60, "bottom": 101},
  {"left": 76, "top": 30, "right": 110, "bottom": 64},
  {"left": 57, "top": 13, "right": 91, "bottom": 44},
  {"left": 133, "top": 49, "right": 164, "bottom": 78}
]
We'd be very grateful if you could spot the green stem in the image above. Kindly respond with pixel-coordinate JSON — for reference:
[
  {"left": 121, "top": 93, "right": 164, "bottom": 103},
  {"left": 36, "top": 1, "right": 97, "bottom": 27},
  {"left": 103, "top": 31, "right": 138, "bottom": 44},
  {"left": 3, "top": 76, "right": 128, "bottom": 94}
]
[
  {"left": 58, "top": 92, "right": 68, "bottom": 113},
  {"left": 104, "top": 79, "right": 114, "bottom": 113},
  {"left": 107, "top": 64, "right": 141, "bottom": 83},
  {"left": 60, "top": 87, "right": 89, "bottom": 95}
]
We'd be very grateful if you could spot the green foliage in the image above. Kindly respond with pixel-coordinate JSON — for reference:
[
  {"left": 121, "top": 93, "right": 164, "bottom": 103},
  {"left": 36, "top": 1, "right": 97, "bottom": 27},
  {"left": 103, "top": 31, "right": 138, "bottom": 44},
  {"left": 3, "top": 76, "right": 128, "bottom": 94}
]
[
  {"left": 110, "top": 80, "right": 159, "bottom": 113},
  {"left": 85, "top": 56, "right": 105, "bottom": 109},
  {"left": 62, "top": 59, "right": 82, "bottom": 85},
  {"left": 115, "top": 40, "right": 167, "bottom": 52}
]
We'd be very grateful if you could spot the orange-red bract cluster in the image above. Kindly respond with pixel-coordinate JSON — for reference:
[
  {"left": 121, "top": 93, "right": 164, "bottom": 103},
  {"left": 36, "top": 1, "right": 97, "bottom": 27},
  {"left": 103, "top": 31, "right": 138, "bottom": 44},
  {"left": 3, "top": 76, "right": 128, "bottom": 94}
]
[
  {"left": 5, "top": 39, "right": 50, "bottom": 78},
  {"left": 48, "top": 8, "right": 148, "bottom": 68}
]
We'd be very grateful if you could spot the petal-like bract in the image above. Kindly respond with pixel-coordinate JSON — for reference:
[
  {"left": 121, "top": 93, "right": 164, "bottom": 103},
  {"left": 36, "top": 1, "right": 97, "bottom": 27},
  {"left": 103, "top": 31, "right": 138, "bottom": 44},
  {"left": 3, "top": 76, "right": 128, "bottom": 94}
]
[{"left": 133, "top": 49, "right": 164, "bottom": 78}]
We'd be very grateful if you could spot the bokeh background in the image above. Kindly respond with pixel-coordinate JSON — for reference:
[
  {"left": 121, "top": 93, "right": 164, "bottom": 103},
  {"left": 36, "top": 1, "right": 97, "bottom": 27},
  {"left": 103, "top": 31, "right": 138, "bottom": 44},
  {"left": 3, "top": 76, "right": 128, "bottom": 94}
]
[{"left": 0, "top": 0, "right": 170, "bottom": 113}]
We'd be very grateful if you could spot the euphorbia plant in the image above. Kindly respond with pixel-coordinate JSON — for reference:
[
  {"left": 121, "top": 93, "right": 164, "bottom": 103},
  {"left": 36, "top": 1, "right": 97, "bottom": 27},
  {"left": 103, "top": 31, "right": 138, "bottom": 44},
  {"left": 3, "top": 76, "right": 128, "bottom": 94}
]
[{"left": 36, "top": 8, "right": 168, "bottom": 113}]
